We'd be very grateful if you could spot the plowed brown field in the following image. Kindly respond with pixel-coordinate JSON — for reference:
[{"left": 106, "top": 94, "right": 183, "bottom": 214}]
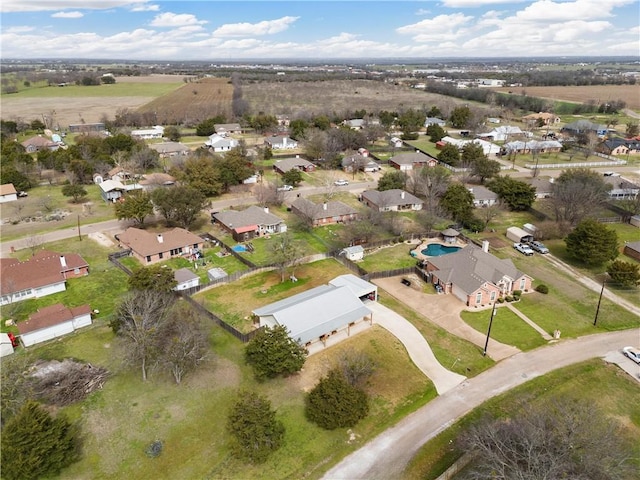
[{"left": 496, "top": 84, "right": 640, "bottom": 110}]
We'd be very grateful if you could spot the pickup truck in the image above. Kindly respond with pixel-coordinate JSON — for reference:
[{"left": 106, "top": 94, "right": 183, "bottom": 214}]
[
  {"left": 529, "top": 240, "right": 549, "bottom": 254},
  {"left": 513, "top": 242, "right": 534, "bottom": 256}
]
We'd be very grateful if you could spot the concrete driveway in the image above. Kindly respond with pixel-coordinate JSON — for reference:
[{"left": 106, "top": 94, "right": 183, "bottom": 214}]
[
  {"left": 374, "top": 277, "right": 521, "bottom": 361},
  {"left": 367, "top": 302, "right": 466, "bottom": 394}
]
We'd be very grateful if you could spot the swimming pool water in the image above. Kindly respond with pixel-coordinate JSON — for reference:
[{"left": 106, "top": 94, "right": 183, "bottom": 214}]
[
  {"left": 421, "top": 243, "right": 461, "bottom": 257},
  {"left": 231, "top": 245, "right": 247, "bottom": 252}
]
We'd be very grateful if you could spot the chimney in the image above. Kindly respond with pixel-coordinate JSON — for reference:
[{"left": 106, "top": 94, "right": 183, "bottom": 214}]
[
  {"left": 482, "top": 240, "right": 490, "bottom": 253},
  {"left": 157, "top": 234, "right": 164, "bottom": 243},
  {"left": 401, "top": 191, "right": 405, "bottom": 199},
  {"left": 264, "top": 206, "right": 269, "bottom": 214},
  {"left": 59, "top": 255, "right": 67, "bottom": 268},
  {"left": 323, "top": 202, "right": 328, "bottom": 210}
]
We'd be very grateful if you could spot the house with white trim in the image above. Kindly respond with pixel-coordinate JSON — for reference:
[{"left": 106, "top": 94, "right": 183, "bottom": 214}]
[
  {"left": 131, "top": 126, "right": 164, "bottom": 139},
  {"left": 0, "top": 184, "right": 18, "bottom": 203},
  {"left": 18, "top": 303, "right": 92, "bottom": 347},
  {"left": 205, "top": 134, "right": 238, "bottom": 152}
]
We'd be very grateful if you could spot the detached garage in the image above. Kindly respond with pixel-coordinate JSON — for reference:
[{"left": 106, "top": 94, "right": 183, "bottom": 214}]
[
  {"left": 506, "top": 226, "right": 534, "bottom": 244},
  {"left": 18, "top": 303, "right": 92, "bottom": 347}
]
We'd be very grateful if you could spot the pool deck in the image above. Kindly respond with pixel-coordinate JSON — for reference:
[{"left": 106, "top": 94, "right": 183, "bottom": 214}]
[{"left": 411, "top": 238, "right": 468, "bottom": 261}]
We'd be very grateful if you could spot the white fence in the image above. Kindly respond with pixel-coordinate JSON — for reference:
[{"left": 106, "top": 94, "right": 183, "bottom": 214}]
[{"left": 525, "top": 159, "right": 627, "bottom": 169}]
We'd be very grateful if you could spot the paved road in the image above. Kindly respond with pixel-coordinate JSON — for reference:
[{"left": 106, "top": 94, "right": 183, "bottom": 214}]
[
  {"left": 368, "top": 302, "right": 466, "bottom": 394},
  {"left": 321, "top": 328, "right": 640, "bottom": 480}
]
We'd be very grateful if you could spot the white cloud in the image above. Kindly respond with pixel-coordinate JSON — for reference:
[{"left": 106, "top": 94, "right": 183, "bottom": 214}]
[
  {"left": 130, "top": 3, "right": 159, "bottom": 11},
  {"left": 51, "top": 11, "right": 84, "bottom": 18},
  {"left": 415, "top": 9, "right": 430, "bottom": 16},
  {"left": 1, "top": 0, "right": 152, "bottom": 13},
  {"left": 5, "top": 26, "right": 35, "bottom": 33},
  {"left": 150, "top": 12, "right": 207, "bottom": 27},
  {"left": 442, "top": 0, "right": 525, "bottom": 6},
  {"left": 514, "top": 0, "right": 632, "bottom": 22},
  {"left": 213, "top": 16, "right": 299, "bottom": 37},
  {"left": 396, "top": 13, "right": 474, "bottom": 42}
]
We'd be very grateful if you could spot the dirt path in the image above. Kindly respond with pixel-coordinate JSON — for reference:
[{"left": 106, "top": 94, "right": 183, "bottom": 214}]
[
  {"left": 321, "top": 328, "right": 640, "bottom": 480},
  {"left": 374, "top": 277, "right": 521, "bottom": 361}
]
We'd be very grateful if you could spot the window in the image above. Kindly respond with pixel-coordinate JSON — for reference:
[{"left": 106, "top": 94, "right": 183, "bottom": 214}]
[
  {"left": 158, "top": 252, "right": 163, "bottom": 259},
  {"left": 146, "top": 255, "right": 151, "bottom": 263},
  {"left": 520, "top": 278, "right": 526, "bottom": 290},
  {"left": 490, "top": 291, "right": 496, "bottom": 301},
  {"left": 476, "top": 292, "right": 482, "bottom": 304},
  {"left": 74, "top": 268, "right": 80, "bottom": 274}
]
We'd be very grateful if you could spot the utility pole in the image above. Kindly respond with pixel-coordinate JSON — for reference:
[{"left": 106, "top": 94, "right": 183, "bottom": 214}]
[
  {"left": 77, "top": 215, "right": 82, "bottom": 241},
  {"left": 593, "top": 275, "right": 607, "bottom": 326},
  {"left": 483, "top": 301, "right": 498, "bottom": 357}
]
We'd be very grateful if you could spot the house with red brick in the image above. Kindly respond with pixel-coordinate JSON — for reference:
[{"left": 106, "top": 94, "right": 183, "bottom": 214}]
[
  {"left": 424, "top": 244, "right": 533, "bottom": 306},
  {"left": 211, "top": 206, "right": 287, "bottom": 241},
  {"left": 0, "top": 250, "right": 89, "bottom": 305},
  {"left": 116, "top": 227, "right": 204, "bottom": 265},
  {"left": 361, "top": 189, "right": 423, "bottom": 212},
  {"left": 18, "top": 303, "right": 92, "bottom": 347},
  {"left": 291, "top": 197, "right": 359, "bottom": 226},
  {"left": 389, "top": 151, "right": 437, "bottom": 171}
]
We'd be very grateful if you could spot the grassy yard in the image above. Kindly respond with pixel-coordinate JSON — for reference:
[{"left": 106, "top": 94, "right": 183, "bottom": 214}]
[
  {"left": 358, "top": 242, "right": 419, "bottom": 271},
  {"left": 193, "top": 258, "right": 353, "bottom": 332},
  {"left": 16, "top": 307, "right": 436, "bottom": 480},
  {"left": 404, "top": 359, "right": 640, "bottom": 479},
  {"left": 0, "top": 237, "right": 129, "bottom": 328},
  {"left": 0, "top": 183, "right": 116, "bottom": 242},
  {"left": 460, "top": 306, "right": 548, "bottom": 351},
  {"left": 4, "top": 81, "right": 182, "bottom": 98}
]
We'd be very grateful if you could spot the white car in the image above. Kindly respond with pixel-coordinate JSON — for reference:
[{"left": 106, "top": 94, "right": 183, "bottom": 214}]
[
  {"left": 277, "top": 185, "right": 294, "bottom": 191},
  {"left": 622, "top": 346, "right": 640, "bottom": 364},
  {"left": 334, "top": 179, "right": 349, "bottom": 186},
  {"left": 513, "top": 242, "right": 534, "bottom": 256}
]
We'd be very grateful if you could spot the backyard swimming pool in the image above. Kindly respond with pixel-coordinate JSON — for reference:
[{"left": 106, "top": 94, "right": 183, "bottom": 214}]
[
  {"left": 421, "top": 243, "right": 461, "bottom": 257},
  {"left": 231, "top": 244, "right": 247, "bottom": 252}
]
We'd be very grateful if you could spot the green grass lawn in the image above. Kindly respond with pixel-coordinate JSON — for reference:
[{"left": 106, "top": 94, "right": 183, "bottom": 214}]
[
  {"left": 404, "top": 359, "right": 640, "bottom": 479},
  {"left": 460, "top": 306, "right": 548, "bottom": 351},
  {"left": 4, "top": 82, "right": 182, "bottom": 98},
  {"left": 0, "top": 237, "right": 129, "bottom": 328},
  {"left": 359, "top": 243, "right": 419, "bottom": 272}
]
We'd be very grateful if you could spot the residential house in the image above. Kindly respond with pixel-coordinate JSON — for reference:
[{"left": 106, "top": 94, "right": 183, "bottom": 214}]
[
  {"left": 291, "top": 197, "right": 359, "bottom": 226},
  {"left": 343, "top": 119, "right": 365, "bottom": 130},
  {"left": 502, "top": 140, "right": 563, "bottom": 154},
  {"left": 522, "top": 176, "right": 554, "bottom": 199},
  {"left": 522, "top": 112, "right": 560, "bottom": 126},
  {"left": 467, "top": 185, "right": 498, "bottom": 207},
  {"left": 205, "top": 134, "right": 238, "bottom": 152},
  {"left": 252, "top": 274, "right": 376, "bottom": 347},
  {"left": 389, "top": 151, "right": 437, "bottom": 171},
  {"left": 276, "top": 115, "right": 290, "bottom": 127},
  {"left": 357, "top": 147, "right": 369, "bottom": 157},
  {"left": 440, "top": 136, "right": 501, "bottom": 156},
  {"left": 264, "top": 135, "right": 298, "bottom": 150},
  {"left": 361, "top": 189, "right": 423, "bottom": 212},
  {"left": 0, "top": 184, "right": 18, "bottom": 203},
  {"left": 69, "top": 122, "right": 105, "bottom": 133},
  {"left": 173, "top": 268, "right": 200, "bottom": 291},
  {"left": 139, "top": 173, "right": 175, "bottom": 191},
  {"left": 18, "top": 303, "right": 92, "bottom": 347},
  {"left": 623, "top": 241, "right": 640, "bottom": 262},
  {"left": 214, "top": 123, "right": 242, "bottom": 136},
  {"left": 149, "top": 141, "right": 190, "bottom": 158},
  {"left": 273, "top": 156, "right": 315, "bottom": 174},
  {"left": 212, "top": 206, "right": 287, "bottom": 241},
  {"left": 98, "top": 179, "right": 142, "bottom": 202},
  {"left": 561, "top": 120, "right": 608, "bottom": 137},
  {"left": 389, "top": 136, "right": 404, "bottom": 148},
  {"left": 131, "top": 126, "right": 164, "bottom": 139},
  {"left": 0, "top": 250, "right": 89, "bottom": 305},
  {"left": 424, "top": 117, "right": 447, "bottom": 127},
  {"left": 424, "top": 244, "right": 533, "bottom": 306},
  {"left": 341, "top": 154, "right": 380, "bottom": 173},
  {"left": 603, "top": 176, "right": 640, "bottom": 200},
  {"left": 477, "top": 126, "right": 526, "bottom": 142},
  {"left": 116, "top": 227, "right": 204, "bottom": 265},
  {"left": 477, "top": 79, "right": 505, "bottom": 87},
  {"left": 21, "top": 135, "right": 59, "bottom": 153},
  {"left": 597, "top": 138, "right": 640, "bottom": 156},
  {"left": 0, "top": 333, "right": 14, "bottom": 357}
]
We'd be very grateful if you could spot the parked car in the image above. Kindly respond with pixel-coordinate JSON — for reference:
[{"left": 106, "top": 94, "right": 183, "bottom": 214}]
[
  {"left": 514, "top": 243, "right": 534, "bottom": 256},
  {"left": 529, "top": 241, "right": 549, "bottom": 254},
  {"left": 277, "top": 184, "right": 294, "bottom": 191},
  {"left": 17, "top": 191, "right": 28, "bottom": 197},
  {"left": 334, "top": 179, "right": 349, "bottom": 186},
  {"left": 622, "top": 346, "right": 640, "bottom": 364}
]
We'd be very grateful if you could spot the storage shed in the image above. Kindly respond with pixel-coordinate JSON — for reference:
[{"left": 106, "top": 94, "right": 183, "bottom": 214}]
[
  {"left": 173, "top": 268, "right": 200, "bottom": 291},
  {"left": 506, "top": 226, "right": 534, "bottom": 244},
  {"left": 0, "top": 333, "right": 14, "bottom": 357},
  {"left": 340, "top": 245, "right": 364, "bottom": 261},
  {"left": 18, "top": 304, "right": 92, "bottom": 347},
  {"left": 623, "top": 241, "right": 640, "bottom": 262}
]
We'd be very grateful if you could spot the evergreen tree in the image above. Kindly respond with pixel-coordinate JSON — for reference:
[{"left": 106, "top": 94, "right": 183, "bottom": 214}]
[
  {"left": 437, "top": 143, "right": 460, "bottom": 166},
  {"left": 440, "top": 183, "right": 474, "bottom": 222},
  {"left": 377, "top": 170, "right": 406, "bottom": 191},
  {"left": 0, "top": 401, "right": 80, "bottom": 480},
  {"left": 565, "top": 219, "right": 618, "bottom": 266},
  {"left": 305, "top": 369, "right": 369, "bottom": 430},
  {"left": 245, "top": 325, "right": 307, "bottom": 380}
]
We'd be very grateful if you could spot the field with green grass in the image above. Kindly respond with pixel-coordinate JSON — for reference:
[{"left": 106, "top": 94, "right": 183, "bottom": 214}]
[
  {"left": 3, "top": 82, "right": 182, "bottom": 99},
  {"left": 460, "top": 306, "right": 548, "bottom": 351},
  {"left": 404, "top": 359, "right": 640, "bottom": 479},
  {"left": 358, "top": 242, "right": 419, "bottom": 271},
  {"left": 0, "top": 237, "right": 128, "bottom": 328}
]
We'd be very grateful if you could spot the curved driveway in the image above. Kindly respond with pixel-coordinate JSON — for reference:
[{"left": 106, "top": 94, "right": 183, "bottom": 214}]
[{"left": 321, "top": 328, "right": 640, "bottom": 480}]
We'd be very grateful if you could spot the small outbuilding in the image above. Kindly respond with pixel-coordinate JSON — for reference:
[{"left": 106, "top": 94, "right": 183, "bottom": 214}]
[
  {"left": 18, "top": 303, "right": 92, "bottom": 347},
  {"left": 207, "top": 267, "right": 228, "bottom": 282},
  {"left": 441, "top": 228, "right": 460, "bottom": 244},
  {"left": 623, "top": 241, "right": 640, "bottom": 262},
  {"left": 340, "top": 245, "right": 364, "bottom": 261},
  {"left": 0, "top": 333, "right": 15, "bottom": 357},
  {"left": 506, "top": 226, "right": 534, "bottom": 244},
  {"left": 173, "top": 268, "right": 200, "bottom": 291}
]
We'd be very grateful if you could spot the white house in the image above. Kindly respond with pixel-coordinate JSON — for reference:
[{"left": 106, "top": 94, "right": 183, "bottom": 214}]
[
  {"left": 205, "top": 134, "right": 238, "bottom": 152},
  {"left": 468, "top": 185, "right": 499, "bottom": 207},
  {"left": 18, "top": 303, "right": 92, "bottom": 347},
  {"left": 440, "top": 136, "right": 501, "bottom": 156},
  {"left": 173, "top": 268, "right": 200, "bottom": 291},
  {"left": 0, "top": 184, "right": 18, "bottom": 203},
  {"left": 340, "top": 245, "right": 364, "bottom": 261},
  {"left": 477, "top": 126, "right": 526, "bottom": 142},
  {"left": 131, "top": 125, "right": 164, "bottom": 139},
  {"left": 265, "top": 135, "right": 298, "bottom": 150}
]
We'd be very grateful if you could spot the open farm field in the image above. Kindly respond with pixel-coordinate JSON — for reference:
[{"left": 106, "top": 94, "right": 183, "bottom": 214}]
[
  {"left": 138, "top": 76, "right": 233, "bottom": 125},
  {"left": 496, "top": 84, "right": 640, "bottom": 110},
  {"left": 0, "top": 75, "right": 183, "bottom": 127},
  {"left": 242, "top": 79, "right": 474, "bottom": 117}
]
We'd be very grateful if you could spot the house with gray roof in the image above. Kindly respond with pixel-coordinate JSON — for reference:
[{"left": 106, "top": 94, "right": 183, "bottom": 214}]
[
  {"left": 149, "top": 141, "right": 190, "bottom": 157},
  {"left": 502, "top": 140, "right": 562, "bottom": 154},
  {"left": 341, "top": 154, "right": 380, "bottom": 173},
  {"left": 212, "top": 205, "right": 287, "bottom": 241},
  {"left": 424, "top": 244, "right": 533, "bottom": 306},
  {"left": 273, "top": 156, "right": 315, "bottom": 174},
  {"left": 389, "top": 151, "right": 438, "bottom": 171},
  {"left": 205, "top": 134, "right": 238, "bottom": 152},
  {"left": 467, "top": 185, "right": 498, "bottom": 207},
  {"left": 214, "top": 123, "right": 242, "bottom": 136},
  {"left": 424, "top": 117, "right": 446, "bottom": 127},
  {"left": 265, "top": 135, "right": 298, "bottom": 150},
  {"left": 561, "top": 120, "right": 607, "bottom": 137},
  {"left": 361, "top": 189, "right": 423, "bottom": 212},
  {"left": 603, "top": 176, "right": 639, "bottom": 200},
  {"left": 522, "top": 176, "right": 553, "bottom": 199},
  {"left": 252, "top": 274, "right": 376, "bottom": 346},
  {"left": 291, "top": 197, "right": 359, "bottom": 226}
]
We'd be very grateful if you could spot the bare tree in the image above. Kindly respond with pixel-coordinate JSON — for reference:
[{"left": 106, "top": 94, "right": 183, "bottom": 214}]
[
  {"left": 269, "top": 233, "right": 305, "bottom": 282},
  {"left": 25, "top": 234, "right": 44, "bottom": 256},
  {"left": 478, "top": 204, "right": 501, "bottom": 231},
  {"left": 253, "top": 182, "right": 284, "bottom": 207},
  {"left": 460, "top": 397, "right": 635, "bottom": 480},
  {"left": 110, "top": 291, "right": 175, "bottom": 381},
  {"left": 551, "top": 168, "right": 611, "bottom": 225}
]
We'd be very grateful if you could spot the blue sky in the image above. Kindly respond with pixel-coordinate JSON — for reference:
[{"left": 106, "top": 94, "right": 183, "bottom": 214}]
[{"left": 1, "top": 0, "right": 638, "bottom": 60}]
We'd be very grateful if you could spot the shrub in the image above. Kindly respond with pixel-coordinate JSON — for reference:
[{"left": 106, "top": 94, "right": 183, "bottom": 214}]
[
  {"left": 535, "top": 284, "right": 549, "bottom": 294},
  {"left": 245, "top": 325, "right": 307, "bottom": 380},
  {"left": 512, "top": 290, "right": 522, "bottom": 297},
  {"left": 306, "top": 369, "right": 369, "bottom": 430},
  {"left": 497, "top": 297, "right": 505, "bottom": 303},
  {"left": 505, "top": 295, "right": 514, "bottom": 302}
]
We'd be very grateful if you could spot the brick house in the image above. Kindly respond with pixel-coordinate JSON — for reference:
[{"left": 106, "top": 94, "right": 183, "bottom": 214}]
[
  {"left": 291, "top": 197, "right": 359, "bottom": 226},
  {"left": 116, "top": 227, "right": 204, "bottom": 265}
]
